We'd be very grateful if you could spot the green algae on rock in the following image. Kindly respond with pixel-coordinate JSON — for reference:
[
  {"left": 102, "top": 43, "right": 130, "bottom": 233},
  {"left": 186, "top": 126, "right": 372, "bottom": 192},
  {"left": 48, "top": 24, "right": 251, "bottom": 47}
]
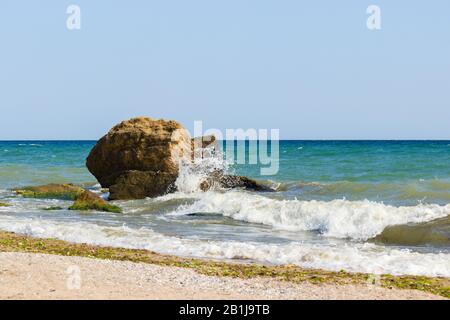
[
  {"left": 0, "top": 202, "right": 10, "bottom": 207},
  {"left": 13, "top": 184, "right": 84, "bottom": 200},
  {"left": 69, "top": 190, "right": 121, "bottom": 213}
]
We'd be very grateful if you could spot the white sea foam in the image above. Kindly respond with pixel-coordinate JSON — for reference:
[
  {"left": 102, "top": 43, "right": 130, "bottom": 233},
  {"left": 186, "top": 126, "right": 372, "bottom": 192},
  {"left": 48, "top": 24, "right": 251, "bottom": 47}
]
[
  {"left": 0, "top": 196, "right": 69, "bottom": 213},
  {"left": 175, "top": 145, "right": 228, "bottom": 193},
  {"left": 171, "top": 148, "right": 449, "bottom": 241},
  {"left": 0, "top": 214, "right": 448, "bottom": 277},
  {"left": 169, "top": 190, "right": 450, "bottom": 240}
]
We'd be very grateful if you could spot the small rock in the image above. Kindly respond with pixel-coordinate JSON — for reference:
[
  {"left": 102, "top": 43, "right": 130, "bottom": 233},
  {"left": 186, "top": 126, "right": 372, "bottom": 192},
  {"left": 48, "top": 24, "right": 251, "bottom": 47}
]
[
  {"left": 200, "top": 173, "right": 273, "bottom": 192},
  {"left": 69, "top": 190, "right": 122, "bottom": 213},
  {"left": 12, "top": 184, "right": 84, "bottom": 200},
  {"left": 42, "top": 206, "right": 64, "bottom": 211}
]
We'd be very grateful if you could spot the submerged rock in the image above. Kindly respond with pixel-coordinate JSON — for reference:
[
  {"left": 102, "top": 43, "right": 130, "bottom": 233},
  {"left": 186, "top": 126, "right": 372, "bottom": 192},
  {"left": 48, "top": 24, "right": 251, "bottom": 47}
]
[
  {"left": 0, "top": 202, "right": 10, "bottom": 207},
  {"left": 199, "top": 173, "right": 272, "bottom": 192},
  {"left": 69, "top": 190, "right": 122, "bottom": 213},
  {"left": 13, "top": 184, "right": 84, "bottom": 200},
  {"left": 86, "top": 117, "right": 192, "bottom": 199},
  {"left": 218, "top": 175, "right": 272, "bottom": 191},
  {"left": 42, "top": 206, "right": 64, "bottom": 211}
]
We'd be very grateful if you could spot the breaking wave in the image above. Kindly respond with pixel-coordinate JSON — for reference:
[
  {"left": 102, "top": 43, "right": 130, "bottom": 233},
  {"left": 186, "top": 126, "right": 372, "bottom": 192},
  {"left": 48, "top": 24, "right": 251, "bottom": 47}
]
[{"left": 169, "top": 190, "right": 450, "bottom": 241}]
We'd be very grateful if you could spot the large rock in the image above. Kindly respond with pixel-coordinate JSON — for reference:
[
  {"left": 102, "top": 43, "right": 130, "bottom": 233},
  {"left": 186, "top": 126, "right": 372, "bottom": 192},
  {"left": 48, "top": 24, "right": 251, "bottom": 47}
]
[
  {"left": 87, "top": 117, "right": 192, "bottom": 199},
  {"left": 87, "top": 117, "right": 272, "bottom": 200}
]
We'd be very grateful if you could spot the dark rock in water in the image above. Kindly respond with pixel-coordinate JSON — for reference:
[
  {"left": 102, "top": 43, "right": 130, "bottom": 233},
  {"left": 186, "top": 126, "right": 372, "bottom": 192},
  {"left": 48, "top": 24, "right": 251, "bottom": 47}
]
[
  {"left": 43, "top": 206, "right": 64, "bottom": 211},
  {"left": 69, "top": 190, "right": 122, "bottom": 213},
  {"left": 218, "top": 175, "right": 272, "bottom": 191},
  {"left": 13, "top": 183, "right": 84, "bottom": 200},
  {"left": 109, "top": 170, "right": 177, "bottom": 200},
  {"left": 199, "top": 173, "right": 272, "bottom": 192},
  {"left": 86, "top": 117, "right": 192, "bottom": 188}
]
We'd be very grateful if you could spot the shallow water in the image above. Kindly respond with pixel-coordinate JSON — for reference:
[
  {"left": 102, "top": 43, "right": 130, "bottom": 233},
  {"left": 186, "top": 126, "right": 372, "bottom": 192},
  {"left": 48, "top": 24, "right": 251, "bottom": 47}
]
[{"left": 0, "top": 140, "right": 449, "bottom": 277}]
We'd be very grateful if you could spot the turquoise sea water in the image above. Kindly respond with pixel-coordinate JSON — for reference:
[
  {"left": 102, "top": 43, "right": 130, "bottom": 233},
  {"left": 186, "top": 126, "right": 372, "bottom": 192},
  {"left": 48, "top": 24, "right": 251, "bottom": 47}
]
[
  {"left": 2, "top": 140, "right": 450, "bottom": 204},
  {"left": 0, "top": 140, "right": 449, "bottom": 277}
]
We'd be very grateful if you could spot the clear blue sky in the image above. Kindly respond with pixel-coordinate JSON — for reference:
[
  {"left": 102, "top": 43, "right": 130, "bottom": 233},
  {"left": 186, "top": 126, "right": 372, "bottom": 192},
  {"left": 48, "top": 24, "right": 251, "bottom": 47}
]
[{"left": 1, "top": 1, "right": 449, "bottom": 140}]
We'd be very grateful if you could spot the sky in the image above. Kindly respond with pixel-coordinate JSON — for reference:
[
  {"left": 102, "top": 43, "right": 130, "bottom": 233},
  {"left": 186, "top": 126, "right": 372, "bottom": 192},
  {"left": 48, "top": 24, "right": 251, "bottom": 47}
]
[{"left": 0, "top": 0, "right": 449, "bottom": 140}]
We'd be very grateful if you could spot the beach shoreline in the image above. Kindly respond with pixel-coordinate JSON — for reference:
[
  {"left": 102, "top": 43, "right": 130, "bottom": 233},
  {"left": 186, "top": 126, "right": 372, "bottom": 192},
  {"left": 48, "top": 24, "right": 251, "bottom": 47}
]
[{"left": 0, "top": 231, "right": 448, "bottom": 300}]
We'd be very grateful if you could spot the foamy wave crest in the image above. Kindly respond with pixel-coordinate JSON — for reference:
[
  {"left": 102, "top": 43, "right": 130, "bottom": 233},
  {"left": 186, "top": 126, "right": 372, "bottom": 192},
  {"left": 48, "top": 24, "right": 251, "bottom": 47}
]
[
  {"left": 175, "top": 145, "right": 229, "bottom": 193},
  {"left": 0, "top": 215, "right": 449, "bottom": 277},
  {"left": 171, "top": 191, "right": 450, "bottom": 240}
]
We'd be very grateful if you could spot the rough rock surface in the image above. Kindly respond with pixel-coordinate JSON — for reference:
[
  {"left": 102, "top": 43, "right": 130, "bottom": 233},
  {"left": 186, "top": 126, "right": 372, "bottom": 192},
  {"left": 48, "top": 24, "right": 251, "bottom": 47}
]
[
  {"left": 191, "top": 135, "right": 218, "bottom": 160},
  {"left": 13, "top": 184, "right": 84, "bottom": 200},
  {"left": 69, "top": 190, "right": 122, "bottom": 213},
  {"left": 218, "top": 175, "right": 272, "bottom": 191},
  {"left": 200, "top": 174, "right": 272, "bottom": 192},
  {"left": 108, "top": 171, "right": 177, "bottom": 200},
  {"left": 191, "top": 134, "right": 217, "bottom": 149},
  {"left": 86, "top": 117, "right": 192, "bottom": 199}
]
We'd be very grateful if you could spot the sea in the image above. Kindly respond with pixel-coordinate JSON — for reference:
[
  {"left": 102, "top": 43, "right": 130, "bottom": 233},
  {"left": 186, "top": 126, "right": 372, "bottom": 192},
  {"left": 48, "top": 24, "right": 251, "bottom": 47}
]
[{"left": 0, "top": 140, "right": 449, "bottom": 277}]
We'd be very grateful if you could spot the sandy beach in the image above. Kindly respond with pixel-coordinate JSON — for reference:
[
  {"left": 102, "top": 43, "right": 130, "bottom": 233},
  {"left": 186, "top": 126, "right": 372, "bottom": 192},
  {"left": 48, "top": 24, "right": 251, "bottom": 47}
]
[{"left": 0, "top": 251, "right": 444, "bottom": 300}]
